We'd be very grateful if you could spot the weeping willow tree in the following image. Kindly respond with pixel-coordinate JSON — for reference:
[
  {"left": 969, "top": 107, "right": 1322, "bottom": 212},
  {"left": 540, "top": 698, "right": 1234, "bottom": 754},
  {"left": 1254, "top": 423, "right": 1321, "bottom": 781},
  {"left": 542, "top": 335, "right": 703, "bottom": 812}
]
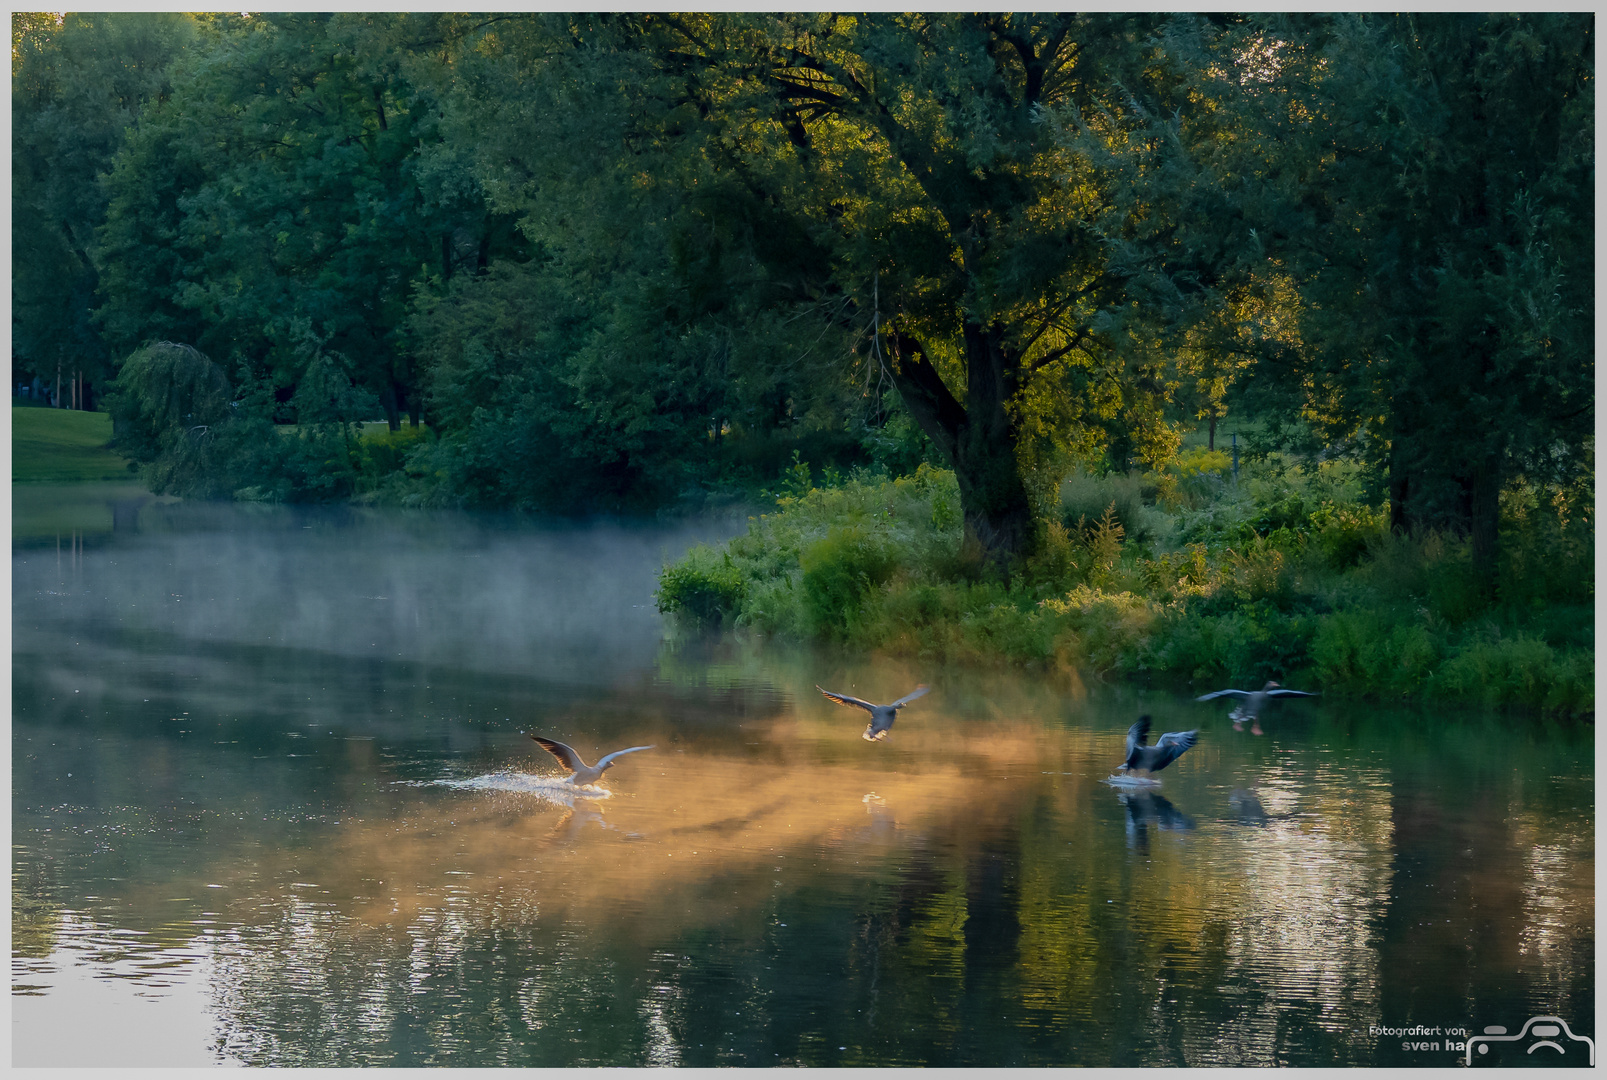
[
  {"left": 107, "top": 339, "right": 374, "bottom": 501},
  {"left": 107, "top": 341, "right": 233, "bottom": 476}
]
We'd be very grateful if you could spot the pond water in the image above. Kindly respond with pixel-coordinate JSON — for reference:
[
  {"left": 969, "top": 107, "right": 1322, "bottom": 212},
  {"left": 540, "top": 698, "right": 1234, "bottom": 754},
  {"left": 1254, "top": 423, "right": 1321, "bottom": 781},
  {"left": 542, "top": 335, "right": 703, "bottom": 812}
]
[{"left": 12, "top": 488, "right": 1595, "bottom": 1067}]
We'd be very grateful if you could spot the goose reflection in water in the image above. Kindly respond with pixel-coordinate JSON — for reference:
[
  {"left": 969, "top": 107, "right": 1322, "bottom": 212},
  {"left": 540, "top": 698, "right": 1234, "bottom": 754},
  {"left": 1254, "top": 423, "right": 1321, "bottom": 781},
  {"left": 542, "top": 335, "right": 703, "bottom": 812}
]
[
  {"left": 547, "top": 803, "right": 621, "bottom": 844},
  {"left": 1119, "top": 789, "right": 1195, "bottom": 851},
  {"left": 1227, "top": 788, "right": 1297, "bottom": 826},
  {"left": 858, "top": 793, "right": 900, "bottom": 842}
]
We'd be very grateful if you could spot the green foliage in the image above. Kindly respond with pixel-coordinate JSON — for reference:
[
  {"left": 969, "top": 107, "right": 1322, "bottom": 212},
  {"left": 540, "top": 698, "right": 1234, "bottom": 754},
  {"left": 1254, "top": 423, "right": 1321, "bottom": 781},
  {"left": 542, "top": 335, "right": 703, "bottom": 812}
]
[
  {"left": 1164, "top": 447, "right": 1234, "bottom": 506},
  {"left": 1306, "top": 503, "right": 1385, "bottom": 571},
  {"left": 286, "top": 324, "right": 381, "bottom": 426},
  {"left": 1494, "top": 475, "right": 1596, "bottom": 612},
  {"left": 1058, "top": 470, "right": 1169, "bottom": 546},
  {"left": 217, "top": 419, "right": 363, "bottom": 504},
  {"left": 94, "top": 14, "right": 518, "bottom": 432},
  {"left": 799, "top": 526, "right": 900, "bottom": 641},
  {"left": 356, "top": 425, "right": 430, "bottom": 483},
  {"left": 1311, "top": 609, "right": 1442, "bottom": 697},
  {"left": 104, "top": 341, "right": 234, "bottom": 474},
  {"left": 656, "top": 464, "right": 963, "bottom": 635},
  {"left": 1432, "top": 636, "right": 1593, "bottom": 713},
  {"left": 1116, "top": 14, "right": 1593, "bottom": 574},
  {"left": 111, "top": 342, "right": 232, "bottom": 432},
  {"left": 660, "top": 461, "right": 1591, "bottom": 714},
  {"left": 101, "top": 340, "right": 379, "bottom": 501},
  {"left": 400, "top": 148, "right": 871, "bottom": 511},
  {"left": 655, "top": 546, "right": 748, "bottom": 628},
  {"left": 12, "top": 13, "right": 195, "bottom": 397}
]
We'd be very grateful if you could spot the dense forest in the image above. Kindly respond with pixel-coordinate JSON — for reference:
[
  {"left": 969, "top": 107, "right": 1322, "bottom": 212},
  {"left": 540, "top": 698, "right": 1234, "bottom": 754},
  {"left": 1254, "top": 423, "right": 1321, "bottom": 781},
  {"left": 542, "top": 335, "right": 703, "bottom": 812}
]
[{"left": 13, "top": 13, "right": 1593, "bottom": 705}]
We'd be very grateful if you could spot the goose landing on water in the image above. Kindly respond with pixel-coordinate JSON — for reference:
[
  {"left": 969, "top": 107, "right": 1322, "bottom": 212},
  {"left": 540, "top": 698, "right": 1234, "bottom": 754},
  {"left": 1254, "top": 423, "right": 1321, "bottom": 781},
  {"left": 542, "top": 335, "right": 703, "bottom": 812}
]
[
  {"left": 817, "top": 685, "right": 929, "bottom": 741},
  {"left": 530, "top": 737, "right": 654, "bottom": 787},
  {"left": 1195, "top": 681, "right": 1317, "bottom": 735},
  {"left": 1113, "top": 715, "right": 1198, "bottom": 782}
]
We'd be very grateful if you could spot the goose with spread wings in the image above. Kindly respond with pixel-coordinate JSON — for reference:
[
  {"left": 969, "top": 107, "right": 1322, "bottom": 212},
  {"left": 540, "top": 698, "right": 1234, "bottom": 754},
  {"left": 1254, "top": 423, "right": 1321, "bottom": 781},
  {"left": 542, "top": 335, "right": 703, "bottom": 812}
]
[
  {"left": 530, "top": 736, "right": 654, "bottom": 787},
  {"left": 1195, "top": 681, "right": 1317, "bottom": 734},
  {"left": 817, "top": 684, "right": 929, "bottom": 741},
  {"left": 1120, "top": 715, "right": 1199, "bottom": 776}
]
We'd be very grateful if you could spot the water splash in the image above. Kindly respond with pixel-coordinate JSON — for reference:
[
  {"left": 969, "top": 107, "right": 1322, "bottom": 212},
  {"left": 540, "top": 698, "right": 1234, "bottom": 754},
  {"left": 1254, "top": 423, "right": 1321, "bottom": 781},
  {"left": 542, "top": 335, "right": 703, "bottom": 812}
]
[
  {"left": 1104, "top": 773, "right": 1162, "bottom": 789},
  {"left": 432, "top": 772, "right": 612, "bottom": 802}
]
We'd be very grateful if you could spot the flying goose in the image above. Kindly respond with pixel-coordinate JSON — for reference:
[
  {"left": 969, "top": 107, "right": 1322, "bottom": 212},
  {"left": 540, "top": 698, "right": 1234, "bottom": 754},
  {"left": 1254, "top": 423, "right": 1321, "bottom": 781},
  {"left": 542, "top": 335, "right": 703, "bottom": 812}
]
[
  {"left": 1120, "top": 715, "right": 1199, "bottom": 776},
  {"left": 530, "top": 736, "right": 654, "bottom": 787},
  {"left": 817, "top": 684, "right": 929, "bottom": 741},
  {"left": 1195, "top": 681, "right": 1317, "bottom": 734}
]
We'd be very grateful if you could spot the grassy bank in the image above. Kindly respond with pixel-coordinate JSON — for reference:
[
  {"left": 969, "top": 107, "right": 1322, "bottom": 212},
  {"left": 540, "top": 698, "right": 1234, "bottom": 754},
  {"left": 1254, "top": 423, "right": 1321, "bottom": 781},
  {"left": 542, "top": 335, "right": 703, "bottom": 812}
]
[
  {"left": 656, "top": 457, "right": 1593, "bottom": 715},
  {"left": 12, "top": 406, "right": 134, "bottom": 482}
]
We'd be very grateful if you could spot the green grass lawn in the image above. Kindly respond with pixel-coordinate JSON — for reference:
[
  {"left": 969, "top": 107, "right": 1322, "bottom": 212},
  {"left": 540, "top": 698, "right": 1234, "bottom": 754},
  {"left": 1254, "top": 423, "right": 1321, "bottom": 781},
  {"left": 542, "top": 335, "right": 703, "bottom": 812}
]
[{"left": 12, "top": 405, "right": 135, "bottom": 482}]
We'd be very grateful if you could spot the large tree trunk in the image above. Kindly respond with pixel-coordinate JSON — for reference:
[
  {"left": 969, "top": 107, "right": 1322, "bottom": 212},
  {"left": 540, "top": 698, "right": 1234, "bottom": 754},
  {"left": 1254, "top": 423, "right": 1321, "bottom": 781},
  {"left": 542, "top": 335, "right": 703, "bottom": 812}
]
[
  {"left": 886, "top": 323, "right": 1036, "bottom": 567},
  {"left": 1465, "top": 452, "right": 1501, "bottom": 584},
  {"left": 379, "top": 383, "right": 401, "bottom": 432},
  {"left": 1387, "top": 454, "right": 1414, "bottom": 535}
]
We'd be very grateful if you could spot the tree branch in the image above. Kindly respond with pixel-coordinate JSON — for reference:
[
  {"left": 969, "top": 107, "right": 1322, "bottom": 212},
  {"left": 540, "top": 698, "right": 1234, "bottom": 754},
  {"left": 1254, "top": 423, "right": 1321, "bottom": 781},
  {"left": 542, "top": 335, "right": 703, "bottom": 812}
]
[{"left": 883, "top": 328, "right": 965, "bottom": 463}]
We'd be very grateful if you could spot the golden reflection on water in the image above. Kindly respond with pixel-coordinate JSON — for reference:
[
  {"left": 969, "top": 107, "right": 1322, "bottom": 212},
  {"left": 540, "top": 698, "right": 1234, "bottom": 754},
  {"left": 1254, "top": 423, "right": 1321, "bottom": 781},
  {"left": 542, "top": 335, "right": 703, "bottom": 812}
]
[
  {"left": 1509, "top": 803, "right": 1594, "bottom": 1005},
  {"left": 198, "top": 715, "right": 1064, "bottom": 933}
]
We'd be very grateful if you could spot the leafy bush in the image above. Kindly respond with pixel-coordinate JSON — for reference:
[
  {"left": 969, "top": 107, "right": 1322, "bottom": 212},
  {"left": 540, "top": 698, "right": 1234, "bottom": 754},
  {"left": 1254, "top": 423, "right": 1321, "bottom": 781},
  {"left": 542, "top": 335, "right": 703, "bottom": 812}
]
[
  {"left": 655, "top": 545, "right": 748, "bottom": 627},
  {"left": 1430, "top": 635, "right": 1592, "bottom": 712},
  {"left": 799, "top": 525, "right": 900, "bottom": 640},
  {"left": 357, "top": 425, "right": 431, "bottom": 483},
  {"left": 657, "top": 459, "right": 1591, "bottom": 715},
  {"left": 1059, "top": 468, "right": 1169, "bottom": 544},
  {"left": 1311, "top": 607, "right": 1442, "bottom": 697},
  {"left": 1039, "top": 585, "right": 1157, "bottom": 675},
  {"left": 1495, "top": 477, "right": 1595, "bottom": 610},
  {"left": 1308, "top": 502, "right": 1387, "bottom": 569}
]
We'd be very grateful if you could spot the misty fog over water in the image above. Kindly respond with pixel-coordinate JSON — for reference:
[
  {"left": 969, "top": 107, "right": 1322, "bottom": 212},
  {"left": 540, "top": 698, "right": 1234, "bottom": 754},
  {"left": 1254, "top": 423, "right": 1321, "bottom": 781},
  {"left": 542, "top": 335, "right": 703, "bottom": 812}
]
[
  {"left": 15, "top": 498, "right": 742, "bottom": 687},
  {"left": 12, "top": 489, "right": 1594, "bottom": 1067}
]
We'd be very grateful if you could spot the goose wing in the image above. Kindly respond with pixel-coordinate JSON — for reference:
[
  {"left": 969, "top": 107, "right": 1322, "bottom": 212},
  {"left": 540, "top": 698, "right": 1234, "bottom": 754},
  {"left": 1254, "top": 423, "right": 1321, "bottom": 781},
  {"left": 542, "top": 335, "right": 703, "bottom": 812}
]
[
  {"left": 1195, "top": 689, "right": 1250, "bottom": 702},
  {"left": 1264, "top": 688, "right": 1318, "bottom": 698},
  {"left": 531, "top": 736, "right": 586, "bottom": 772},
  {"left": 890, "top": 685, "right": 930, "bottom": 709},
  {"left": 818, "top": 686, "right": 877, "bottom": 714},
  {"left": 1150, "top": 730, "right": 1199, "bottom": 770},
  {"left": 1125, "top": 716, "right": 1153, "bottom": 760},
  {"left": 595, "top": 744, "right": 655, "bottom": 771}
]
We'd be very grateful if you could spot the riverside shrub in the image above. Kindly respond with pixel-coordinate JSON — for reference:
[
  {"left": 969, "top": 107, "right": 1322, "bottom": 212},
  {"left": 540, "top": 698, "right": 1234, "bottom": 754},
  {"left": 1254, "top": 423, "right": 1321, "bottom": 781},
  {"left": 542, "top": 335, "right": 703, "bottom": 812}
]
[
  {"left": 799, "top": 525, "right": 899, "bottom": 640},
  {"left": 655, "top": 545, "right": 747, "bottom": 627},
  {"left": 655, "top": 465, "right": 1592, "bottom": 714}
]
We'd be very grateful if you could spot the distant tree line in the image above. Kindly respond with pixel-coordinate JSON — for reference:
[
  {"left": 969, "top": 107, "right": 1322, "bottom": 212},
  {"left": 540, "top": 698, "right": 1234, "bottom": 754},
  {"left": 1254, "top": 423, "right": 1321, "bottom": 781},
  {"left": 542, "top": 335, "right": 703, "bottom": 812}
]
[{"left": 12, "top": 13, "right": 1592, "bottom": 575}]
